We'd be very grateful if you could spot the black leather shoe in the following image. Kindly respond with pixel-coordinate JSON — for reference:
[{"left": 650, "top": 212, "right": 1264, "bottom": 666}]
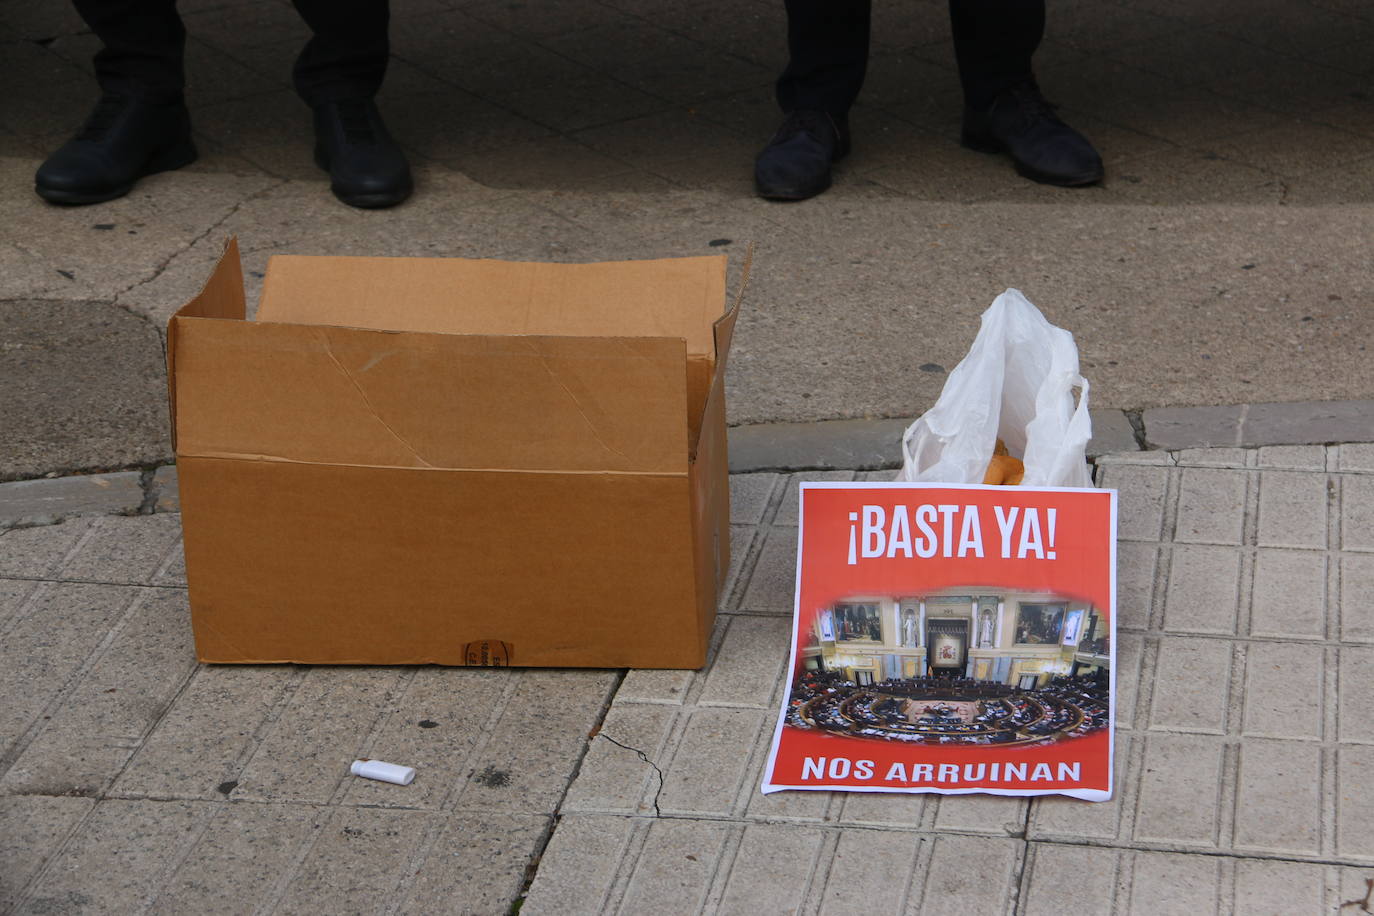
[
  {"left": 313, "top": 99, "right": 412, "bottom": 209},
  {"left": 962, "top": 82, "right": 1103, "bottom": 187},
  {"left": 754, "top": 110, "right": 849, "bottom": 201},
  {"left": 35, "top": 95, "right": 197, "bottom": 205}
]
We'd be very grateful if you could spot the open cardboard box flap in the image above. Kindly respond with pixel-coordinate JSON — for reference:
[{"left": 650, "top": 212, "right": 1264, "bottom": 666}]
[{"left": 169, "top": 239, "right": 742, "bottom": 473}]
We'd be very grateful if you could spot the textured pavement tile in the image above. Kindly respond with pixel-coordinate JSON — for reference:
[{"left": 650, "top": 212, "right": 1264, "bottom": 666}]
[
  {"left": 1233, "top": 738, "right": 1322, "bottom": 856},
  {"left": 722, "top": 525, "right": 758, "bottom": 610},
  {"left": 1231, "top": 857, "right": 1327, "bottom": 916},
  {"left": 771, "top": 471, "right": 857, "bottom": 527},
  {"left": 0, "top": 795, "right": 94, "bottom": 912},
  {"left": 836, "top": 789, "right": 927, "bottom": 829},
  {"left": 522, "top": 815, "right": 636, "bottom": 916},
  {"left": 452, "top": 670, "right": 617, "bottom": 814},
  {"left": 696, "top": 614, "right": 790, "bottom": 708},
  {"left": 1148, "top": 636, "right": 1233, "bottom": 734},
  {"left": 728, "top": 472, "right": 777, "bottom": 525},
  {"left": 912, "top": 834, "right": 1020, "bottom": 916},
  {"left": 1174, "top": 468, "right": 1247, "bottom": 545},
  {"left": 1, "top": 588, "right": 195, "bottom": 796},
  {"left": 59, "top": 514, "right": 183, "bottom": 585},
  {"left": 274, "top": 807, "right": 435, "bottom": 916},
  {"left": 1162, "top": 544, "right": 1242, "bottom": 635},
  {"left": 0, "top": 517, "right": 93, "bottom": 578},
  {"left": 744, "top": 731, "right": 835, "bottom": 824},
  {"left": 1337, "top": 443, "right": 1374, "bottom": 472},
  {"left": 0, "top": 581, "right": 136, "bottom": 763},
  {"left": 147, "top": 803, "right": 323, "bottom": 916},
  {"left": 1116, "top": 632, "right": 1145, "bottom": 730},
  {"left": 1240, "top": 641, "right": 1324, "bottom": 740},
  {"left": 1340, "top": 554, "right": 1374, "bottom": 643},
  {"left": 737, "top": 524, "right": 799, "bottom": 613},
  {"left": 342, "top": 666, "right": 513, "bottom": 810},
  {"left": 1257, "top": 445, "right": 1328, "bottom": 470},
  {"left": 19, "top": 799, "right": 214, "bottom": 916},
  {"left": 1338, "top": 646, "right": 1374, "bottom": 744},
  {"left": 231, "top": 666, "right": 406, "bottom": 804},
  {"left": 1028, "top": 734, "right": 1134, "bottom": 842},
  {"left": 819, "top": 828, "right": 922, "bottom": 915},
  {"left": 1341, "top": 474, "right": 1374, "bottom": 552},
  {"left": 1100, "top": 463, "right": 1168, "bottom": 542},
  {"left": 1127, "top": 850, "right": 1222, "bottom": 915},
  {"left": 1257, "top": 470, "right": 1330, "bottom": 549},
  {"left": 1249, "top": 549, "right": 1328, "bottom": 640},
  {"left": 617, "top": 819, "right": 733, "bottom": 916},
  {"left": 1133, "top": 734, "right": 1224, "bottom": 847},
  {"left": 397, "top": 813, "right": 550, "bottom": 916},
  {"left": 930, "top": 794, "right": 1027, "bottom": 837},
  {"left": 1022, "top": 842, "right": 1121, "bottom": 916},
  {"left": 563, "top": 704, "right": 677, "bottom": 816},
  {"left": 1337, "top": 743, "right": 1374, "bottom": 860},
  {"left": 616, "top": 667, "right": 695, "bottom": 705},
  {"left": 658, "top": 707, "right": 765, "bottom": 817},
  {"left": 113, "top": 665, "right": 295, "bottom": 800},
  {"left": 1116, "top": 541, "right": 1157, "bottom": 631},
  {"left": 716, "top": 822, "right": 825, "bottom": 914},
  {"left": 0, "top": 575, "right": 38, "bottom": 628}
]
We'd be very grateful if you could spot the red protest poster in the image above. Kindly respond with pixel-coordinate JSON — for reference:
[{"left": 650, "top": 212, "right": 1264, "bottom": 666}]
[{"left": 761, "top": 482, "right": 1118, "bottom": 801}]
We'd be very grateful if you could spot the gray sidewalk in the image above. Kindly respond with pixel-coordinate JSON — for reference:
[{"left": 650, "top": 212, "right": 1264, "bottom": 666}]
[{"left": 4, "top": 444, "right": 1374, "bottom": 914}]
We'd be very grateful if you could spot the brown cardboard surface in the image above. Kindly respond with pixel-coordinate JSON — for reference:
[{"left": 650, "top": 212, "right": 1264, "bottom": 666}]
[
  {"left": 179, "top": 457, "right": 704, "bottom": 667},
  {"left": 256, "top": 255, "right": 728, "bottom": 360},
  {"left": 169, "top": 240, "right": 737, "bottom": 669}
]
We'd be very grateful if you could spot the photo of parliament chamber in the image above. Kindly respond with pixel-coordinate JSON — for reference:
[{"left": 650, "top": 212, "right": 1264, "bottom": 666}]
[{"left": 787, "top": 589, "right": 1110, "bottom": 747}]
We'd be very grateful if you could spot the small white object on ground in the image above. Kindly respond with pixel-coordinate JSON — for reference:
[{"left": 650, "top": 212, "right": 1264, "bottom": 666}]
[{"left": 350, "top": 759, "right": 416, "bottom": 785}]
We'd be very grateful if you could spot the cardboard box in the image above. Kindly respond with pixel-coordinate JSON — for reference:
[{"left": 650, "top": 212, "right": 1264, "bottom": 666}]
[{"left": 167, "top": 240, "right": 741, "bottom": 668}]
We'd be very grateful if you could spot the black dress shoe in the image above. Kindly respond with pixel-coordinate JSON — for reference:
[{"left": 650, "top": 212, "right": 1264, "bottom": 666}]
[
  {"left": 313, "top": 99, "right": 412, "bottom": 209},
  {"left": 755, "top": 110, "right": 850, "bottom": 201},
  {"left": 35, "top": 95, "right": 198, "bottom": 205},
  {"left": 962, "top": 82, "right": 1103, "bottom": 187}
]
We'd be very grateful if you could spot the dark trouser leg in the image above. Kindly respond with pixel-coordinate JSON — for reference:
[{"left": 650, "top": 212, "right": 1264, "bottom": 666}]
[
  {"left": 290, "top": 0, "right": 390, "bottom": 106},
  {"left": 776, "top": 0, "right": 871, "bottom": 118},
  {"left": 71, "top": 0, "right": 186, "bottom": 102},
  {"left": 948, "top": 0, "right": 1044, "bottom": 110}
]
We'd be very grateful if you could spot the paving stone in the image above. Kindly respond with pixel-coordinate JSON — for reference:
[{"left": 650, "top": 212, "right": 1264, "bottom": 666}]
[
  {"left": 521, "top": 815, "right": 635, "bottom": 916},
  {"left": 1341, "top": 473, "right": 1374, "bottom": 552},
  {"left": 616, "top": 668, "right": 695, "bottom": 705},
  {"left": 454, "top": 670, "right": 617, "bottom": 814},
  {"left": 1143, "top": 405, "right": 1243, "bottom": 450},
  {"left": 1099, "top": 463, "right": 1167, "bottom": 542},
  {"left": 818, "top": 828, "right": 922, "bottom": 915},
  {"left": 150, "top": 465, "right": 180, "bottom": 513},
  {"left": 913, "top": 834, "right": 1020, "bottom": 916},
  {"left": 1127, "top": 850, "right": 1222, "bottom": 915},
  {"left": 1337, "top": 744, "right": 1374, "bottom": 860},
  {"left": 1162, "top": 545, "right": 1242, "bottom": 635},
  {"left": 1241, "top": 641, "right": 1324, "bottom": 740},
  {"left": 59, "top": 514, "right": 183, "bottom": 584},
  {"left": 728, "top": 472, "right": 777, "bottom": 525},
  {"left": 1116, "top": 632, "right": 1145, "bottom": 730},
  {"left": 1133, "top": 733, "right": 1224, "bottom": 847},
  {"left": 1232, "top": 857, "right": 1328, "bottom": 916},
  {"left": 0, "top": 795, "right": 94, "bottom": 912},
  {"left": 232, "top": 667, "right": 406, "bottom": 804},
  {"left": 726, "top": 417, "right": 912, "bottom": 473},
  {"left": 274, "top": 807, "right": 434, "bottom": 916},
  {"left": 1233, "top": 738, "right": 1322, "bottom": 855},
  {"left": 771, "top": 471, "right": 857, "bottom": 527},
  {"left": 1148, "top": 636, "right": 1232, "bottom": 734},
  {"left": 930, "top": 794, "right": 1027, "bottom": 837},
  {"left": 113, "top": 665, "right": 297, "bottom": 800},
  {"left": 737, "top": 524, "right": 800, "bottom": 613},
  {"left": 1174, "top": 467, "right": 1247, "bottom": 545},
  {"left": 148, "top": 803, "right": 323, "bottom": 916},
  {"left": 1028, "top": 733, "right": 1133, "bottom": 842},
  {"left": 1338, "top": 647, "right": 1374, "bottom": 744},
  {"left": 716, "top": 823, "right": 824, "bottom": 914},
  {"left": 0, "top": 472, "right": 144, "bottom": 526},
  {"left": 1173, "top": 447, "right": 1250, "bottom": 469},
  {"left": 343, "top": 666, "right": 512, "bottom": 810},
  {"left": 1257, "top": 470, "right": 1329, "bottom": 549},
  {"left": 1116, "top": 541, "right": 1157, "bottom": 631},
  {"left": 20, "top": 799, "right": 214, "bottom": 916},
  {"left": 1249, "top": 549, "right": 1329, "bottom": 640},
  {"left": 397, "top": 813, "right": 550, "bottom": 916},
  {"left": 1, "top": 588, "right": 197, "bottom": 796},
  {"left": 617, "top": 819, "right": 732, "bottom": 916},
  {"left": 1257, "top": 445, "right": 1327, "bottom": 470},
  {"left": 1244, "top": 400, "right": 1374, "bottom": 448},
  {"left": 836, "top": 789, "right": 927, "bottom": 828},
  {"left": 1340, "top": 553, "right": 1374, "bottom": 643},
  {"left": 563, "top": 703, "right": 677, "bottom": 816},
  {"left": 0, "top": 581, "right": 136, "bottom": 764},
  {"left": 1089, "top": 409, "right": 1143, "bottom": 457},
  {"left": 658, "top": 707, "right": 765, "bottom": 817},
  {"left": 697, "top": 614, "right": 790, "bottom": 708},
  {"left": 1337, "top": 443, "right": 1374, "bottom": 472},
  {"left": 1022, "top": 842, "right": 1121, "bottom": 916},
  {"left": 743, "top": 726, "right": 835, "bottom": 824},
  {"left": 0, "top": 517, "right": 95, "bottom": 578}
]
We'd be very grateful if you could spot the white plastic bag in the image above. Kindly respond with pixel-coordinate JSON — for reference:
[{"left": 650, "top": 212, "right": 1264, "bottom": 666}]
[{"left": 898, "top": 288, "right": 1093, "bottom": 488}]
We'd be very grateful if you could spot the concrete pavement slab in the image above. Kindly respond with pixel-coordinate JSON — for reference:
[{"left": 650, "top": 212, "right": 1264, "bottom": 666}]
[
  {"left": 0, "top": 795, "right": 94, "bottom": 912},
  {"left": 0, "top": 472, "right": 145, "bottom": 525}
]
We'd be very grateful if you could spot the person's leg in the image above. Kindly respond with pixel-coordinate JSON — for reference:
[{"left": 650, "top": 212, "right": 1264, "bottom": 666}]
[
  {"left": 289, "top": 0, "right": 411, "bottom": 208},
  {"left": 950, "top": 0, "right": 1102, "bottom": 186},
  {"left": 757, "top": 0, "right": 870, "bottom": 200},
  {"left": 35, "top": 0, "right": 197, "bottom": 204}
]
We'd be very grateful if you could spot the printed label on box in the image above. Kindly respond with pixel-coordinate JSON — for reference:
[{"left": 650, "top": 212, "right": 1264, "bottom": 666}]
[
  {"left": 464, "top": 640, "right": 512, "bottom": 666},
  {"left": 761, "top": 482, "right": 1118, "bottom": 801}
]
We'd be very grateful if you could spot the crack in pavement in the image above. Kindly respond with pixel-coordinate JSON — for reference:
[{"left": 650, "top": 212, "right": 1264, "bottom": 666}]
[{"left": 598, "top": 733, "right": 664, "bottom": 818}]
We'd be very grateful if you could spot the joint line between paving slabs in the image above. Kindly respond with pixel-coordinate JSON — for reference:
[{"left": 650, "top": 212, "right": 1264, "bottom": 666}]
[
  {"left": 439, "top": 670, "right": 524, "bottom": 813},
  {"left": 106, "top": 650, "right": 206, "bottom": 796}
]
